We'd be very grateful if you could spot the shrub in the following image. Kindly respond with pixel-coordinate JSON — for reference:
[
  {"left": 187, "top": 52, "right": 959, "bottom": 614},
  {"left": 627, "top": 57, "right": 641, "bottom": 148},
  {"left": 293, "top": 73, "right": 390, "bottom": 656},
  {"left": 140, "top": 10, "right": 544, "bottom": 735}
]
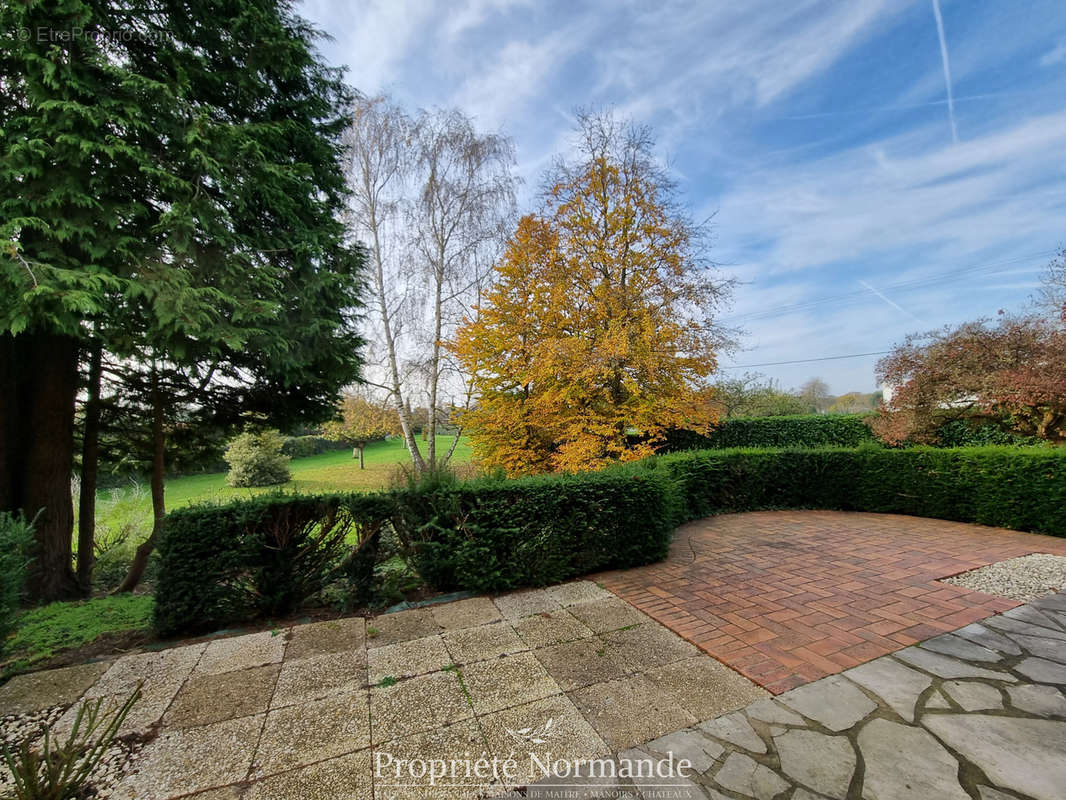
[
  {"left": 393, "top": 470, "right": 678, "bottom": 593},
  {"left": 653, "top": 446, "right": 1066, "bottom": 535},
  {"left": 154, "top": 444, "right": 1066, "bottom": 636},
  {"left": 932, "top": 417, "right": 1045, "bottom": 448},
  {"left": 658, "top": 413, "right": 875, "bottom": 452},
  {"left": 281, "top": 435, "right": 350, "bottom": 459},
  {"left": 224, "top": 429, "right": 291, "bottom": 487},
  {"left": 0, "top": 511, "right": 35, "bottom": 653},
  {"left": 154, "top": 493, "right": 392, "bottom": 635}
]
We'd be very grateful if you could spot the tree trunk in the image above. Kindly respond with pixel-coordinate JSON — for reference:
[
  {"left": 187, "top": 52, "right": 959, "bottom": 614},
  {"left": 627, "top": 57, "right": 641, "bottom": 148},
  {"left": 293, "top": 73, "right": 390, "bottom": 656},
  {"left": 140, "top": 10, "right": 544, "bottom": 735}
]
[
  {"left": 368, "top": 208, "right": 425, "bottom": 475},
  {"left": 113, "top": 367, "right": 164, "bottom": 594},
  {"left": 76, "top": 338, "right": 103, "bottom": 594},
  {"left": 0, "top": 331, "right": 80, "bottom": 601},
  {"left": 426, "top": 262, "right": 444, "bottom": 470},
  {"left": 358, "top": 445, "right": 365, "bottom": 469}
]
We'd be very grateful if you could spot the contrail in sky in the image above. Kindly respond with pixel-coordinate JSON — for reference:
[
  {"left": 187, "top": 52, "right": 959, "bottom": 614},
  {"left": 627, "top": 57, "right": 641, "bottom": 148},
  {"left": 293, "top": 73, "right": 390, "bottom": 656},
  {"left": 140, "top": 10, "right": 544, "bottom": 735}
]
[
  {"left": 932, "top": 0, "right": 959, "bottom": 143},
  {"left": 859, "top": 280, "right": 926, "bottom": 325}
]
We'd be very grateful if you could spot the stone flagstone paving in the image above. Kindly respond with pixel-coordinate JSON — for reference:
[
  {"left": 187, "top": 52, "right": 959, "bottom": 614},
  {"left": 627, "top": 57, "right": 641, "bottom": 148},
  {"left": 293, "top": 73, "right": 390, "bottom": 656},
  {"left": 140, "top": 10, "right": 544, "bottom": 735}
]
[
  {"left": 0, "top": 580, "right": 767, "bottom": 799},
  {"left": 0, "top": 513, "right": 1064, "bottom": 799},
  {"left": 619, "top": 589, "right": 1066, "bottom": 800}
]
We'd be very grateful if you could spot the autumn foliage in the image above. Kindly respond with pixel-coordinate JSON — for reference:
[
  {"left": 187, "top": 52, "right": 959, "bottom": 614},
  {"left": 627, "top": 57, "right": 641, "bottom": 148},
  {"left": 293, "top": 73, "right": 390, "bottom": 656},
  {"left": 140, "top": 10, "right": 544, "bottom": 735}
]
[
  {"left": 873, "top": 313, "right": 1066, "bottom": 445},
  {"left": 323, "top": 395, "right": 401, "bottom": 467},
  {"left": 453, "top": 113, "right": 730, "bottom": 475}
]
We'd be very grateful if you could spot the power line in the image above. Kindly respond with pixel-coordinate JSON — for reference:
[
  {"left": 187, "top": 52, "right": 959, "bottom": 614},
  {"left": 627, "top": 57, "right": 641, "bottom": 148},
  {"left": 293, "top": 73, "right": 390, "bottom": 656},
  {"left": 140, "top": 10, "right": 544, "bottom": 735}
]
[{"left": 720, "top": 351, "right": 893, "bottom": 369}]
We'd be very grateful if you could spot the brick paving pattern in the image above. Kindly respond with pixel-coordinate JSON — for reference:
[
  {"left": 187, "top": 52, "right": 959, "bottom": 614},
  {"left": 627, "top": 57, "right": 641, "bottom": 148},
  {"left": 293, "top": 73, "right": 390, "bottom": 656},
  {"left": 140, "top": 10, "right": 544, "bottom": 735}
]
[{"left": 596, "top": 511, "right": 1066, "bottom": 693}]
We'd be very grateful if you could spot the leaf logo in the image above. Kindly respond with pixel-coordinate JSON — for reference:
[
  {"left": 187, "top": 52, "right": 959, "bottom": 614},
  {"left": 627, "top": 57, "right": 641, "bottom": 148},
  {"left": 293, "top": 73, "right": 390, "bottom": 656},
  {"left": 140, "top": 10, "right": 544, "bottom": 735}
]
[{"left": 505, "top": 717, "right": 555, "bottom": 745}]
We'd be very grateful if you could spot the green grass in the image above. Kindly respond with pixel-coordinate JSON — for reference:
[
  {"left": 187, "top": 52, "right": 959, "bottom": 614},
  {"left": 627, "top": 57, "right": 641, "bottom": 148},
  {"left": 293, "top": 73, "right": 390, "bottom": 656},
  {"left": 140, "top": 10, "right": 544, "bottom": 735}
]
[
  {"left": 103, "top": 435, "right": 472, "bottom": 510},
  {"left": 3, "top": 594, "right": 155, "bottom": 677}
]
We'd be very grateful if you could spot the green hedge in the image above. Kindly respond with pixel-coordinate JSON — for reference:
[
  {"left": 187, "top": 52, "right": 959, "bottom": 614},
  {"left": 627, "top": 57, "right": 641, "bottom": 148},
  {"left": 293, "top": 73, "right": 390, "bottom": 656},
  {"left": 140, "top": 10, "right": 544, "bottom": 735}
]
[
  {"left": 154, "top": 493, "right": 392, "bottom": 636},
  {"left": 660, "top": 414, "right": 875, "bottom": 451},
  {"left": 154, "top": 444, "right": 1065, "bottom": 636},
  {"left": 281, "top": 435, "right": 350, "bottom": 458},
  {"left": 153, "top": 471, "right": 675, "bottom": 635},
  {"left": 393, "top": 471, "right": 677, "bottom": 593},
  {"left": 653, "top": 445, "right": 1066, "bottom": 535}
]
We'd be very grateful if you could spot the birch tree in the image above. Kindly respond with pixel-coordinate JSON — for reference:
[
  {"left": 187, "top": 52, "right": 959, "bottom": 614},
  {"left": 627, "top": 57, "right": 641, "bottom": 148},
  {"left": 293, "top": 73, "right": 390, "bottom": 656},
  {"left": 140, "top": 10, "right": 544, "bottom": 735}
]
[
  {"left": 344, "top": 98, "right": 516, "bottom": 475},
  {"left": 343, "top": 97, "right": 426, "bottom": 472}
]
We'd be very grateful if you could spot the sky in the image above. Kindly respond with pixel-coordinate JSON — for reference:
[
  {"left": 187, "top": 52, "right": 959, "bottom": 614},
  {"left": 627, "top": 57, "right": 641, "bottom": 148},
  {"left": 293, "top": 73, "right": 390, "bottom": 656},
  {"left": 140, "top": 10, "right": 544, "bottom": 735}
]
[{"left": 298, "top": 0, "right": 1066, "bottom": 394}]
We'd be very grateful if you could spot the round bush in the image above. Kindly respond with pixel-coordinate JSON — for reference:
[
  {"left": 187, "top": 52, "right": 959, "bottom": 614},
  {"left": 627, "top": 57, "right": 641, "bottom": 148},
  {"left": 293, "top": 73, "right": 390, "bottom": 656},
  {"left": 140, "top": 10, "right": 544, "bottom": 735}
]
[{"left": 224, "top": 429, "right": 292, "bottom": 487}]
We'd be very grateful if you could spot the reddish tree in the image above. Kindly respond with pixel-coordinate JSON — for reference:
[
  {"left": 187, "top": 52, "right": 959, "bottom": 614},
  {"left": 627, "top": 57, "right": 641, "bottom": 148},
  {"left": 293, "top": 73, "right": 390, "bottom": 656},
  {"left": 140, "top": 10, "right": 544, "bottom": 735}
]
[{"left": 874, "top": 314, "right": 1066, "bottom": 445}]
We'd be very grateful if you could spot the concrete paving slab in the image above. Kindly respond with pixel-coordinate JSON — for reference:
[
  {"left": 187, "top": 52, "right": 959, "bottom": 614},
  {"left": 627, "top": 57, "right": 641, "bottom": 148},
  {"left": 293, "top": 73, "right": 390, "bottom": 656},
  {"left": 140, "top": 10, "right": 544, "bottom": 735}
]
[
  {"left": 644, "top": 656, "right": 768, "bottom": 720},
  {"left": 271, "top": 651, "right": 365, "bottom": 708},
  {"left": 460, "top": 652, "right": 560, "bottom": 715},
  {"left": 546, "top": 581, "right": 613, "bottom": 607},
  {"left": 567, "top": 597, "right": 648, "bottom": 633},
  {"left": 164, "top": 663, "right": 279, "bottom": 728},
  {"left": 368, "top": 607, "right": 440, "bottom": 648},
  {"left": 532, "top": 638, "right": 629, "bottom": 692},
  {"left": 568, "top": 674, "right": 695, "bottom": 750},
  {"left": 368, "top": 635, "right": 451, "bottom": 683},
  {"left": 479, "top": 693, "right": 610, "bottom": 788},
  {"left": 374, "top": 719, "right": 492, "bottom": 800},
  {"left": 370, "top": 670, "right": 473, "bottom": 744},
  {"left": 112, "top": 713, "right": 262, "bottom": 799},
  {"left": 599, "top": 622, "right": 699, "bottom": 672},
  {"left": 245, "top": 748, "right": 372, "bottom": 800},
  {"left": 253, "top": 688, "right": 370, "bottom": 776},
  {"left": 442, "top": 621, "right": 526, "bottom": 664},
  {"left": 196, "top": 632, "right": 284, "bottom": 676},
  {"left": 493, "top": 588, "right": 562, "bottom": 620},
  {"left": 512, "top": 609, "right": 595, "bottom": 649},
  {"left": 88, "top": 643, "right": 205, "bottom": 696},
  {"left": 286, "top": 617, "right": 365, "bottom": 660},
  {"left": 0, "top": 661, "right": 110, "bottom": 715},
  {"left": 430, "top": 597, "right": 502, "bottom": 631}
]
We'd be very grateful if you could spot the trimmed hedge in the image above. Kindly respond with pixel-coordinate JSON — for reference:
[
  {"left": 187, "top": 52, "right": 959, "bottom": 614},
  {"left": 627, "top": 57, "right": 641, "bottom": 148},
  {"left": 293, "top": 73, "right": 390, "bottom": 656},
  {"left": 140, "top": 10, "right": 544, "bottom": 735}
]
[
  {"left": 659, "top": 413, "right": 875, "bottom": 451},
  {"left": 154, "top": 493, "right": 392, "bottom": 636},
  {"left": 654, "top": 445, "right": 1066, "bottom": 535},
  {"left": 393, "top": 471, "right": 677, "bottom": 593},
  {"left": 154, "top": 444, "right": 1065, "bottom": 636},
  {"left": 281, "top": 435, "right": 350, "bottom": 458}
]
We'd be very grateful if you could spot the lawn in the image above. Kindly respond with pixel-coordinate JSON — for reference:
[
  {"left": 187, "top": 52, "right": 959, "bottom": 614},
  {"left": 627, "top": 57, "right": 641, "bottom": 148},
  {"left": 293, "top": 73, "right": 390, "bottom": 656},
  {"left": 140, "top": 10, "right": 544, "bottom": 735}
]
[
  {"left": 2, "top": 594, "right": 155, "bottom": 678},
  {"left": 104, "top": 434, "right": 472, "bottom": 511}
]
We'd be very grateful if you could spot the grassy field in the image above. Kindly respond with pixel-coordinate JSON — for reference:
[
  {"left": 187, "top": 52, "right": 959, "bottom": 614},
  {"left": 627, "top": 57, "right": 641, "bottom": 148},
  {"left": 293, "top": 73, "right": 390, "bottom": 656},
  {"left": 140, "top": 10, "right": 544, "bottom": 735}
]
[{"left": 103, "top": 434, "right": 472, "bottom": 511}]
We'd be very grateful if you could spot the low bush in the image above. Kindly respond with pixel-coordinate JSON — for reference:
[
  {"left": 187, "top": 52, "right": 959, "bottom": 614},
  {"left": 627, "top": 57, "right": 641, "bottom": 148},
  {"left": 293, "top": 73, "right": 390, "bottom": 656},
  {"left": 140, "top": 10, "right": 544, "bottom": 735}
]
[
  {"left": 652, "top": 445, "right": 1066, "bottom": 535},
  {"left": 0, "top": 511, "right": 34, "bottom": 653},
  {"left": 931, "top": 417, "right": 1045, "bottom": 448},
  {"left": 659, "top": 413, "right": 875, "bottom": 451},
  {"left": 154, "top": 493, "right": 392, "bottom": 635},
  {"left": 281, "top": 435, "right": 350, "bottom": 458},
  {"left": 154, "top": 444, "right": 1065, "bottom": 636},
  {"left": 224, "top": 429, "right": 291, "bottom": 487},
  {"left": 394, "top": 470, "right": 677, "bottom": 593}
]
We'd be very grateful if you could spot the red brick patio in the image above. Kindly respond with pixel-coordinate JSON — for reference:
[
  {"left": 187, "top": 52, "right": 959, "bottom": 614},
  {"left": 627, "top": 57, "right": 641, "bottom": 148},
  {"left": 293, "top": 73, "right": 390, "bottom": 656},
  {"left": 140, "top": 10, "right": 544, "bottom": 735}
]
[{"left": 596, "top": 511, "right": 1066, "bottom": 694}]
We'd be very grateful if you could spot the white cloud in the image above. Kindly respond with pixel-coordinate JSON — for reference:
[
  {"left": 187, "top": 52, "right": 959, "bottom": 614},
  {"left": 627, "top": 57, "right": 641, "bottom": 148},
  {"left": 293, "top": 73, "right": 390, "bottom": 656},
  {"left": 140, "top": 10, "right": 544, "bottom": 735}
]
[{"left": 1041, "top": 39, "right": 1066, "bottom": 66}]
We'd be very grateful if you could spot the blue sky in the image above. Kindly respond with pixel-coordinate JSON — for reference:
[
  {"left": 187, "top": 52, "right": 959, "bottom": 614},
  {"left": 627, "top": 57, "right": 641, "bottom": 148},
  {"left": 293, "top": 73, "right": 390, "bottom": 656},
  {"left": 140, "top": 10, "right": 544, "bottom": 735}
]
[{"left": 299, "top": 0, "right": 1066, "bottom": 393}]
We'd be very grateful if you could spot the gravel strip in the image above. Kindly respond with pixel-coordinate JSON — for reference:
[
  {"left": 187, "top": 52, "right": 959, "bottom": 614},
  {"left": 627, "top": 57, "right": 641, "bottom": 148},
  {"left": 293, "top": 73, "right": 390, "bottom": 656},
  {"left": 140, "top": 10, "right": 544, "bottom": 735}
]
[
  {"left": 0, "top": 704, "right": 148, "bottom": 798},
  {"left": 943, "top": 553, "right": 1066, "bottom": 601}
]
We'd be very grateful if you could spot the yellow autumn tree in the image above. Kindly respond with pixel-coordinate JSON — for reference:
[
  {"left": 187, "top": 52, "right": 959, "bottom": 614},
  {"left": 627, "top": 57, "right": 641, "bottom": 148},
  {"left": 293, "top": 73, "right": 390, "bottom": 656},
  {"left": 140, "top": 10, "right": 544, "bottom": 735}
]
[{"left": 453, "top": 111, "right": 731, "bottom": 475}]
